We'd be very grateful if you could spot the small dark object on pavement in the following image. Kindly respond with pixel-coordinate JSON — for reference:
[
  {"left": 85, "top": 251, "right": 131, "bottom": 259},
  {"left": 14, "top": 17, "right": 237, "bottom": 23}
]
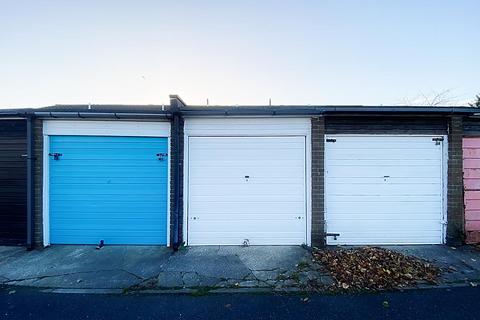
[{"left": 96, "top": 240, "right": 105, "bottom": 250}]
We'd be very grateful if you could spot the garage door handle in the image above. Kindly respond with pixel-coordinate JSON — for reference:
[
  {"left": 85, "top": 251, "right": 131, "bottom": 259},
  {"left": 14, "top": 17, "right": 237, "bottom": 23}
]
[{"left": 156, "top": 153, "right": 168, "bottom": 160}]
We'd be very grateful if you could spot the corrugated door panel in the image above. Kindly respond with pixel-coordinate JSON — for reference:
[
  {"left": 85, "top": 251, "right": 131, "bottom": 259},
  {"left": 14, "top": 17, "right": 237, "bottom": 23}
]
[
  {"left": 325, "top": 135, "right": 444, "bottom": 245},
  {"left": 49, "top": 136, "right": 168, "bottom": 245},
  {"left": 463, "top": 137, "right": 480, "bottom": 244},
  {"left": 188, "top": 136, "right": 306, "bottom": 245},
  {"left": 0, "top": 120, "right": 27, "bottom": 245}
]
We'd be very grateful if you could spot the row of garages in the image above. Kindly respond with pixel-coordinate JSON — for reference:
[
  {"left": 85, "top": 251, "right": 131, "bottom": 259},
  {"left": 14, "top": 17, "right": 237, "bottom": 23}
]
[{"left": 1, "top": 99, "right": 479, "bottom": 248}]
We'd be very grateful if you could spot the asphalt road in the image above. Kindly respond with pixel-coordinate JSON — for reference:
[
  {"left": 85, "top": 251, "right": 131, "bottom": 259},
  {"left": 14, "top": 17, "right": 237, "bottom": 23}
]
[{"left": 1, "top": 286, "right": 480, "bottom": 320}]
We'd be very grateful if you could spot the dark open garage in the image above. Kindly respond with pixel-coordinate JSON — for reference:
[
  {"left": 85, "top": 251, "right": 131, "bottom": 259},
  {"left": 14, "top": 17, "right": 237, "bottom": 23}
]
[{"left": 0, "top": 119, "right": 27, "bottom": 245}]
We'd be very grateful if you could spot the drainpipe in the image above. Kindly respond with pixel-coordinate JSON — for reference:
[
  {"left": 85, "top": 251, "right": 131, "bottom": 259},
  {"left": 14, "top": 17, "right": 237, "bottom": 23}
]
[{"left": 26, "top": 115, "right": 34, "bottom": 250}]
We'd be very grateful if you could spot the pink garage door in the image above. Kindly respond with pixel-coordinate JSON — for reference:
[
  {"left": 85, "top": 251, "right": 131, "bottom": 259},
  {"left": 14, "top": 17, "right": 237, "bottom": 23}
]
[{"left": 463, "top": 138, "right": 480, "bottom": 243}]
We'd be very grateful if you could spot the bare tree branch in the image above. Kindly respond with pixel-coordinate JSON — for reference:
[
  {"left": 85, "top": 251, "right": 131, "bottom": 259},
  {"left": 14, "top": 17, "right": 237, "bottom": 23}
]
[{"left": 396, "top": 89, "right": 464, "bottom": 106}]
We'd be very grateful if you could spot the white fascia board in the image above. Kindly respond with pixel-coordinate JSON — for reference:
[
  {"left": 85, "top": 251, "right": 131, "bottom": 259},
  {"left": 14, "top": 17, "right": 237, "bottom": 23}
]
[{"left": 43, "top": 120, "right": 171, "bottom": 137}]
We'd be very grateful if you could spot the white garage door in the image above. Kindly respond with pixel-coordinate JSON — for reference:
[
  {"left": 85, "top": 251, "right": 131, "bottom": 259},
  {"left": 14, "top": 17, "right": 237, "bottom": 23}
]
[
  {"left": 325, "top": 135, "right": 445, "bottom": 245},
  {"left": 188, "top": 136, "right": 307, "bottom": 245}
]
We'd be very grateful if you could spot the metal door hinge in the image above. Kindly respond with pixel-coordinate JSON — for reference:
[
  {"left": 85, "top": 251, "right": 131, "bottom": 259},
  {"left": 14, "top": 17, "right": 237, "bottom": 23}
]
[
  {"left": 432, "top": 137, "right": 444, "bottom": 145},
  {"left": 326, "top": 138, "right": 336, "bottom": 143},
  {"left": 156, "top": 153, "right": 168, "bottom": 160},
  {"left": 48, "top": 152, "right": 63, "bottom": 160}
]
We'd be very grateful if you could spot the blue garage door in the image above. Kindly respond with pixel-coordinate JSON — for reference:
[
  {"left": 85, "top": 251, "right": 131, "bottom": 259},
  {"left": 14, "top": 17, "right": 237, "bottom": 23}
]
[{"left": 49, "top": 136, "right": 168, "bottom": 245}]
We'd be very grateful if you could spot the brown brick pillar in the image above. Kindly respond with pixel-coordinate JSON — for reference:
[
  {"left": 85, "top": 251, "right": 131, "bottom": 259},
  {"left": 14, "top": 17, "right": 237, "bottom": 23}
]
[
  {"left": 447, "top": 115, "right": 464, "bottom": 245},
  {"left": 33, "top": 119, "right": 44, "bottom": 248},
  {"left": 169, "top": 95, "right": 186, "bottom": 248},
  {"left": 311, "top": 117, "right": 325, "bottom": 247},
  {"left": 169, "top": 115, "right": 184, "bottom": 247}
]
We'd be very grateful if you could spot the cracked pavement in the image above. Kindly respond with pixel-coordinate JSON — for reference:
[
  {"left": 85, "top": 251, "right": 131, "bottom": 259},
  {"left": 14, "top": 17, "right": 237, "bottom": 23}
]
[
  {"left": 0, "top": 245, "right": 171, "bottom": 289},
  {"left": 0, "top": 245, "right": 324, "bottom": 291},
  {"left": 1, "top": 245, "right": 480, "bottom": 292},
  {"left": 149, "top": 246, "right": 331, "bottom": 291},
  {"left": 0, "top": 246, "right": 327, "bottom": 290}
]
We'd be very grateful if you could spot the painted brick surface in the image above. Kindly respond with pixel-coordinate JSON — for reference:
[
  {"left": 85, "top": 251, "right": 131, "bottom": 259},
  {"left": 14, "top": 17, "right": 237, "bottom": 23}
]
[
  {"left": 447, "top": 116, "right": 464, "bottom": 245},
  {"left": 463, "top": 137, "right": 480, "bottom": 244},
  {"left": 311, "top": 117, "right": 325, "bottom": 247}
]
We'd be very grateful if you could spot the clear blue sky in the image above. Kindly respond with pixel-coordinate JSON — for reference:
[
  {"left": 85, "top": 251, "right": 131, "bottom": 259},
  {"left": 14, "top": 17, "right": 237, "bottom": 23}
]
[{"left": 1, "top": 0, "right": 479, "bottom": 108}]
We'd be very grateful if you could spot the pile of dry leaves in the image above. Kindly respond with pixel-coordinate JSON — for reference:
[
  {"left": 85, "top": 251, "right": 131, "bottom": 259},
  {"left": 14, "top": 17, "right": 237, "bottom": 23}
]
[{"left": 313, "top": 247, "right": 440, "bottom": 292}]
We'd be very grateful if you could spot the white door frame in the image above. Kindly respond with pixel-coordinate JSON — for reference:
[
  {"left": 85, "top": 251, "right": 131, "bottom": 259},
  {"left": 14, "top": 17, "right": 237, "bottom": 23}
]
[
  {"left": 42, "top": 120, "right": 171, "bottom": 246},
  {"left": 324, "top": 134, "right": 448, "bottom": 245}
]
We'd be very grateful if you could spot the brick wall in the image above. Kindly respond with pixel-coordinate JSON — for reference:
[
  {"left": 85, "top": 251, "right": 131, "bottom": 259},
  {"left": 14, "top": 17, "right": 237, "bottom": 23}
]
[
  {"left": 447, "top": 115, "right": 464, "bottom": 245},
  {"left": 311, "top": 117, "right": 325, "bottom": 247},
  {"left": 33, "top": 119, "right": 43, "bottom": 248},
  {"left": 169, "top": 114, "right": 184, "bottom": 247}
]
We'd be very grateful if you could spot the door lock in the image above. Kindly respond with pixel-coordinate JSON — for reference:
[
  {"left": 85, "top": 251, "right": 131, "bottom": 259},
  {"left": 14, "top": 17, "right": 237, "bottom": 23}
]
[
  {"left": 432, "top": 137, "right": 444, "bottom": 145},
  {"left": 48, "top": 153, "right": 63, "bottom": 160}
]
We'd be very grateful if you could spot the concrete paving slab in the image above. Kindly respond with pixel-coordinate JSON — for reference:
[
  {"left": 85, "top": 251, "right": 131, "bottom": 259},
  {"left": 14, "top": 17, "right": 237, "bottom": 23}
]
[
  {"left": 233, "top": 246, "right": 310, "bottom": 271},
  {"left": 252, "top": 270, "right": 280, "bottom": 281},
  {"left": 0, "top": 247, "right": 24, "bottom": 258},
  {"left": 14, "top": 270, "right": 141, "bottom": 289},
  {"left": 157, "top": 271, "right": 184, "bottom": 288},
  {"left": 385, "top": 245, "right": 480, "bottom": 283},
  {"left": 0, "top": 245, "right": 170, "bottom": 288},
  {"left": 121, "top": 246, "right": 171, "bottom": 279},
  {"left": 0, "top": 247, "right": 37, "bottom": 270},
  {"left": 162, "top": 251, "right": 251, "bottom": 279},
  {"left": 182, "top": 272, "right": 200, "bottom": 287}
]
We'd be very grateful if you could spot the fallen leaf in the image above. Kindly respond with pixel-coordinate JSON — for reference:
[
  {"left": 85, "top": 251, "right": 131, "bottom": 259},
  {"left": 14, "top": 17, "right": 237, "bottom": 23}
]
[{"left": 312, "top": 247, "right": 440, "bottom": 292}]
